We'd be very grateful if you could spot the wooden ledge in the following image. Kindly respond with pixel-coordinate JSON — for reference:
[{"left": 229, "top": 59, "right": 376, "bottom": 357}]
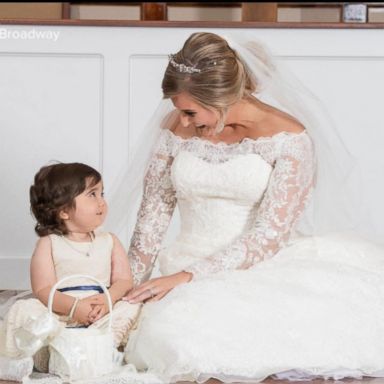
[{"left": 0, "top": 19, "right": 384, "bottom": 29}]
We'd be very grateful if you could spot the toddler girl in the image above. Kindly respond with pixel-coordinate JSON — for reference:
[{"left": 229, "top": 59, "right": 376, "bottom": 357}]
[{"left": 0, "top": 162, "right": 140, "bottom": 375}]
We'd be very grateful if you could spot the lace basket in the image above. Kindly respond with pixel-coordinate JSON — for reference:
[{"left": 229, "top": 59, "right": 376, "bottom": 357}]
[{"left": 47, "top": 274, "right": 115, "bottom": 381}]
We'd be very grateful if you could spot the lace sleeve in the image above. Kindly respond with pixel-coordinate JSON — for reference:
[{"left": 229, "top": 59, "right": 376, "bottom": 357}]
[
  {"left": 128, "top": 130, "right": 177, "bottom": 285},
  {"left": 184, "top": 133, "right": 315, "bottom": 279}
]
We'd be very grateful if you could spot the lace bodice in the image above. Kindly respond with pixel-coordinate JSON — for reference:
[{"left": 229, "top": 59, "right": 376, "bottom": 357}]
[{"left": 128, "top": 129, "right": 315, "bottom": 285}]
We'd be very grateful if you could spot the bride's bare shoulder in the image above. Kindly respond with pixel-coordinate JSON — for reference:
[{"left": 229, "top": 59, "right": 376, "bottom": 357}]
[
  {"left": 241, "top": 98, "right": 305, "bottom": 139},
  {"left": 265, "top": 109, "right": 305, "bottom": 135}
]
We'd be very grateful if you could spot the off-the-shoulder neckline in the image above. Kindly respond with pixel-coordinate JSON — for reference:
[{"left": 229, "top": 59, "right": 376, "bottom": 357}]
[{"left": 164, "top": 128, "right": 308, "bottom": 147}]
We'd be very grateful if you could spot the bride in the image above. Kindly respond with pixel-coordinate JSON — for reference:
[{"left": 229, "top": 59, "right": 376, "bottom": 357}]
[{"left": 120, "top": 32, "right": 384, "bottom": 383}]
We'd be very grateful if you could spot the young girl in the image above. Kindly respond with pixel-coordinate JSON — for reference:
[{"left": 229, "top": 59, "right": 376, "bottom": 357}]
[{"left": 0, "top": 162, "right": 140, "bottom": 374}]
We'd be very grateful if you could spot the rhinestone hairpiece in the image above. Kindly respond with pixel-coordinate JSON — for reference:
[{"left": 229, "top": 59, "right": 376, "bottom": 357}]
[{"left": 168, "top": 54, "right": 201, "bottom": 74}]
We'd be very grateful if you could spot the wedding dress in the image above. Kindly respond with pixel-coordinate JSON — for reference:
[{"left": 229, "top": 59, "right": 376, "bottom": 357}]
[{"left": 124, "top": 127, "right": 384, "bottom": 383}]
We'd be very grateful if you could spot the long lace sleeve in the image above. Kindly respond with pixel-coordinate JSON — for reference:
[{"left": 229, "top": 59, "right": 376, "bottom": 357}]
[
  {"left": 184, "top": 133, "right": 315, "bottom": 279},
  {"left": 128, "top": 130, "right": 177, "bottom": 285}
]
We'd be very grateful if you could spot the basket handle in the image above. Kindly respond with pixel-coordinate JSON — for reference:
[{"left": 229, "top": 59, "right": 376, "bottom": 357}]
[{"left": 47, "top": 274, "right": 113, "bottom": 332}]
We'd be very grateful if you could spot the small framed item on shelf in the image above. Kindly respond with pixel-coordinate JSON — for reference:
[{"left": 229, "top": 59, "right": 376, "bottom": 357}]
[{"left": 343, "top": 3, "right": 368, "bottom": 22}]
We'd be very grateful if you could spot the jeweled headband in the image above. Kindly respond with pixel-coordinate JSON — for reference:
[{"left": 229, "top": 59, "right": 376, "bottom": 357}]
[{"left": 168, "top": 54, "right": 201, "bottom": 74}]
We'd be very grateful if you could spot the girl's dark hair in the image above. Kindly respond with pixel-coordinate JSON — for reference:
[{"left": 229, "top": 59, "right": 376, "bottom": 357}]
[{"left": 29, "top": 162, "right": 101, "bottom": 237}]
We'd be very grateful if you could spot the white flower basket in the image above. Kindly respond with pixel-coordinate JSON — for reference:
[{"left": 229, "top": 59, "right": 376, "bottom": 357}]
[{"left": 47, "top": 274, "right": 115, "bottom": 381}]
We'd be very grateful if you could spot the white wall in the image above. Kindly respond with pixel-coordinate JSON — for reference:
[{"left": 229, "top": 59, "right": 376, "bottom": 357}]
[{"left": 0, "top": 25, "right": 383, "bottom": 289}]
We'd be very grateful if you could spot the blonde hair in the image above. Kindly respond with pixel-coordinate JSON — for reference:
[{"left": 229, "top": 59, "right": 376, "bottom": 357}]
[{"left": 162, "top": 32, "right": 257, "bottom": 130}]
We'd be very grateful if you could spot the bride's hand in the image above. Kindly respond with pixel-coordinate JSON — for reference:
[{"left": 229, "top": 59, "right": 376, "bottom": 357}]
[{"left": 122, "top": 271, "right": 193, "bottom": 303}]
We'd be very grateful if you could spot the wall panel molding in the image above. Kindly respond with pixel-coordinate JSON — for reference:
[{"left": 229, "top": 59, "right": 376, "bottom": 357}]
[{"left": 0, "top": 25, "right": 383, "bottom": 289}]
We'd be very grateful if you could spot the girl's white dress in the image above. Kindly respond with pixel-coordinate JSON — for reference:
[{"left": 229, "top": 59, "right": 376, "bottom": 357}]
[
  {"left": 0, "top": 232, "right": 140, "bottom": 380},
  {"left": 124, "top": 129, "right": 384, "bottom": 383}
]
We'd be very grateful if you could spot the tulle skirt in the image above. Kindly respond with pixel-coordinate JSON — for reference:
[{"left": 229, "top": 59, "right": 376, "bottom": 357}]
[{"left": 125, "top": 233, "right": 384, "bottom": 383}]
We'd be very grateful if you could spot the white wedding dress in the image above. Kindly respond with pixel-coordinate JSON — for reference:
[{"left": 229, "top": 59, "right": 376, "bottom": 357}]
[{"left": 124, "top": 128, "right": 384, "bottom": 383}]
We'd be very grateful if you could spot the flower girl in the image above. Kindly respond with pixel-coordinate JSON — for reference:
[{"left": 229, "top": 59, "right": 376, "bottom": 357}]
[{"left": 0, "top": 162, "right": 140, "bottom": 377}]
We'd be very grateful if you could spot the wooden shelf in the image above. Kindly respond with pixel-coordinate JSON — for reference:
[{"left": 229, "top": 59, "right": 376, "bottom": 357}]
[
  {"left": 0, "top": 2, "right": 383, "bottom": 24},
  {"left": 0, "top": 18, "right": 383, "bottom": 29}
]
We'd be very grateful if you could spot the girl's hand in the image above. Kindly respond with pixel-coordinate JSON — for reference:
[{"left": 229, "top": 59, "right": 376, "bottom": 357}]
[
  {"left": 82, "top": 293, "right": 109, "bottom": 307},
  {"left": 88, "top": 304, "right": 108, "bottom": 323},
  {"left": 123, "top": 271, "right": 192, "bottom": 304},
  {"left": 82, "top": 294, "right": 110, "bottom": 323},
  {"left": 72, "top": 299, "right": 95, "bottom": 325}
]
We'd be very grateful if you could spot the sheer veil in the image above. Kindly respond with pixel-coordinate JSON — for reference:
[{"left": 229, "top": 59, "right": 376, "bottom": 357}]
[
  {"left": 105, "top": 99, "right": 176, "bottom": 241},
  {"left": 222, "top": 33, "right": 363, "bottom": 238},
  {"left": 105, "top": 32, "right": 375, "bottom": 246}
]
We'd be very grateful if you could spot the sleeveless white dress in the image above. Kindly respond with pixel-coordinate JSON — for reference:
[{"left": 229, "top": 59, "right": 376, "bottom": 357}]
[
  {"left": 124, "top": 129, "right": 384, "bottom": 383},
  {"left": 0, "top": 232, "right": 140, "bottom": 382}
]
